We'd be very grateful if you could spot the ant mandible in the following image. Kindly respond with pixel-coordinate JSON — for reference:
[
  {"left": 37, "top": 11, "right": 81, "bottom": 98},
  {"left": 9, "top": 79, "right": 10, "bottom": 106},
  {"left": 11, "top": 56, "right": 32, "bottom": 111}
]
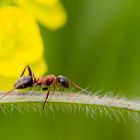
[{"left": 0, "top": 65, "right": 85, "bottom": 109}]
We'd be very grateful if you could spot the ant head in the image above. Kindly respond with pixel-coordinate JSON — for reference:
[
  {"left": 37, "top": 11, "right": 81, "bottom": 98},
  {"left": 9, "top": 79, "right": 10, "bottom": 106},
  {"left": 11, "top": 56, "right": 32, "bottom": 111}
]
[
  {"left": 57, "top": 75, "right": 69, "bottom": 88},
  {"left": 14, "top": 75, "right": 33, "bottom": 89}
]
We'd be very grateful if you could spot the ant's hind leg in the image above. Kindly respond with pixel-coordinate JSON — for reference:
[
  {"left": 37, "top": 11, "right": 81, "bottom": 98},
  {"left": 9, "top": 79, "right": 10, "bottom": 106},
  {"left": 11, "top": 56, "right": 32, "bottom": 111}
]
[
  {"left": 32, "top": 72, "right": 37, "bottom": 82},
  {"left": 20, "top": 65, "right": 32, "bottom": 77},
  {"left": 43, "top": 90, "right": 50, "bottom": 110},
  {"left": 0, "top": 89, "right": 15, "bottom": 99}
]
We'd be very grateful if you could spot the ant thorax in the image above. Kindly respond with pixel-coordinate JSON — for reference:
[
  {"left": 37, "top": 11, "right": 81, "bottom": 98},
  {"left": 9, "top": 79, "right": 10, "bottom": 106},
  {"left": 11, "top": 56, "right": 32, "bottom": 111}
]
[{"left": 36, "top": 75, "right": 57, "bottom": 86}]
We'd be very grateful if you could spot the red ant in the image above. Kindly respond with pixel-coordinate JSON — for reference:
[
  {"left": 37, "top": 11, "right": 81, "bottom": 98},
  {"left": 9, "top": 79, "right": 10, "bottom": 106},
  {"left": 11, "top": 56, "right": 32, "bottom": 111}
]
[{"left": 0, "top": 65, "right": 86, "bottom": 109}]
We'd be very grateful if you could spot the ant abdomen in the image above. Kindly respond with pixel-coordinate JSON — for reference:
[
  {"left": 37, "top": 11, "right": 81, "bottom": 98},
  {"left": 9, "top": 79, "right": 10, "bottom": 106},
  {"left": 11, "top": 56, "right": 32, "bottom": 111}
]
[{"left": 14, "top": 75, "right": 33, "bottom": 89}]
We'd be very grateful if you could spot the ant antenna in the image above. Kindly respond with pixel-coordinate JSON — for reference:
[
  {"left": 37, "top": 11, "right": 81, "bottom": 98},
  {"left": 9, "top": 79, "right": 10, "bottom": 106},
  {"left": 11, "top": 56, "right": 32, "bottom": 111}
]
[
  {"left": 70, "top": 81, "right": 90, "bottom": 94},
  {"left": 0, "top": 88, "right": 15, "bottom": 99}
]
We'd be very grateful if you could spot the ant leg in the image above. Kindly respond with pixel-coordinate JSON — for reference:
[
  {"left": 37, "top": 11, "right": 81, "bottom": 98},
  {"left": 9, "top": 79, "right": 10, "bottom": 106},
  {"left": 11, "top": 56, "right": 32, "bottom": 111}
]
[
  {"left": 32, "top": 72, "right": 37, "bottom": 82},
  {"left": 55, "top": 84, "right": 61, "bottom": 95},
  {"left": 20, "top": 65, "right": 32, "bottom": 77},
  {"left": 42, "top": 84, "right": 56, "bottom": 109},
  {"left": 0, "top": 89, "right": 15, "bottom": 99},
  {"left": 53, "top": 84, "right": 56, "bottom": 92},
  {"left": 43, "top": 90, "right": 50, "bottom": 110},
  {"left": 41, "top": 84, "right": 48, "bottom": 90}
]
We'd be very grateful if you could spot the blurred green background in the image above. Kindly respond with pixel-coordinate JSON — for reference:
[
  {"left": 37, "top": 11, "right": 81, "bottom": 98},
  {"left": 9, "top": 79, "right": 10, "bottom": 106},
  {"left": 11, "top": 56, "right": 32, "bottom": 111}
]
[{"left": 1, "top": 0, "right": 140, "bottom": 140}]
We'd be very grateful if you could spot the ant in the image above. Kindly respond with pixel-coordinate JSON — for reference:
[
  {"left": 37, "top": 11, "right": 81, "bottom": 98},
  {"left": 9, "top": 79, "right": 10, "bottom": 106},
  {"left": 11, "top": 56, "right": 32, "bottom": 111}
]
[{"left": 0, "top": 65, "right": 87, "bottom": 109}]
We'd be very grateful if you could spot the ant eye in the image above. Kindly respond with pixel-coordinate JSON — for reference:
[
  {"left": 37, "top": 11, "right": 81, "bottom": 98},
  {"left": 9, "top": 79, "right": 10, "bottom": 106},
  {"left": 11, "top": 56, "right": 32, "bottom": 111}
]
[{"left": 57, "top": 75, "right": 69, "bottom": 88}]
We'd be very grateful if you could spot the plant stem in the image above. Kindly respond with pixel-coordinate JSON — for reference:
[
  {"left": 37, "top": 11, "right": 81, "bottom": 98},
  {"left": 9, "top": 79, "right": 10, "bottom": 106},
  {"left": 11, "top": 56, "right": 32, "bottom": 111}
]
[{"left": 0, "top": 91, "right": 140, "bottom": 112}]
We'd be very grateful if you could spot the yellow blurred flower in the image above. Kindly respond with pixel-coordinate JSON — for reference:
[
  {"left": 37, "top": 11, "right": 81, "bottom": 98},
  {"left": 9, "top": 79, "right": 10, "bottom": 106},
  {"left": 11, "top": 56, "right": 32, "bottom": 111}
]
[
  {"left": 13, "top": 0, "right": 67, "bottom": 30},
  {"left": 0, "top": 0, "right": 67, "bottom": 89}
]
